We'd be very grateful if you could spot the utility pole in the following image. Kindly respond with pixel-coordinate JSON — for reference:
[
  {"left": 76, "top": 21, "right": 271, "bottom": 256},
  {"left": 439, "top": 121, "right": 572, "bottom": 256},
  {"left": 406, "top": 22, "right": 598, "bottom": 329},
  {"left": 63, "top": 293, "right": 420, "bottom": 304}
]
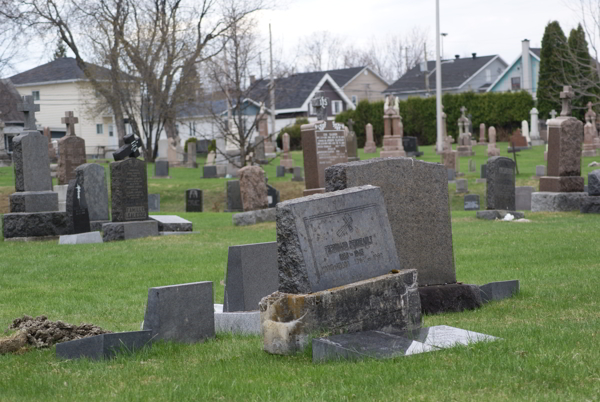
[
  {"left": 424, "top": 43, "right": 430, "bottom": 95},
  {"left": 258, "top": 52, "right": 263, "bottom": 79},
  {"left": 435, "top": 0, "right": 443, "bottom": 153},
  {"left": 269, "top": 24, "right": 276, "bottom": 138}
]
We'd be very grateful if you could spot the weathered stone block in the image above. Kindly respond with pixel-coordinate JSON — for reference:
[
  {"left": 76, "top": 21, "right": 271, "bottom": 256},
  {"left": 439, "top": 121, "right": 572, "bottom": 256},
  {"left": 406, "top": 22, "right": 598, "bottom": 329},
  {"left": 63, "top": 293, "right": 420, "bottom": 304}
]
[
  {"left": 149, "top": 215, "right": 192, "bottom": 232},
  {"left": 539, "top": 176, "right": 585, "bottom": 192},
  {"left": 479, "top": 280, "right": 520, "bottom": 303},
  {"left": 588, "top": 170, "right": 600, "bottom": 196},
  {"left": 3, "top": 212, "right": 70, "bottom": 239},
  {"left": 56, "top": 331, "right": 153, "bottom": 360},
  {"left": 531, "top": 192, "right": 587, "bottom": 212},
  {"left": 9, "top": 191, "right": 58, "bottom": 213},
  {"left": 239, "top": 166, "right": 268, "bottom": 211},
  {"left": 102, "top": 220, "right": 158, "bottom": 241},
  {"left": 418, "top": 284, "right": 483, "bottom": 315},
  {"left": 232, "top": 208, "right": 276, "bottom": 226},
  {"left": 580, "top": 196, "right": 600, "bottom": 213}
]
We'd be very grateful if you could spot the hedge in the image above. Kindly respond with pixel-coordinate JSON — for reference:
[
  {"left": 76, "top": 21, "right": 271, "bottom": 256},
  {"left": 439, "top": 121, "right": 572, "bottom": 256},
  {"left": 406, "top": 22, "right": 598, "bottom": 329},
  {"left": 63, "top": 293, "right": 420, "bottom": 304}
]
[
  {"left": 335, "top": 91, "right": 534, "bottom": 147},
  {"left": 277, "top": 118, "right": 309, "bottom": 151}
]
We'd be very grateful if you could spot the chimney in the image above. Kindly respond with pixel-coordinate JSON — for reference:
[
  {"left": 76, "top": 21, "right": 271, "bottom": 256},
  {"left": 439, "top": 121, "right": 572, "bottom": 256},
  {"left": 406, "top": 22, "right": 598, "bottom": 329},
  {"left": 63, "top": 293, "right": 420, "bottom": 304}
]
[
  {"left": 472, "top": 53, "right": 477, "bottom": 59},
  {"left": 522, "top": 39, "right": 531, "bottom": 94},
  {"left": 250, "top": 75, "right": 256, "bottom": 85},
  {"left": 455, "top": 55, "right": 460, "bottom": 60}
]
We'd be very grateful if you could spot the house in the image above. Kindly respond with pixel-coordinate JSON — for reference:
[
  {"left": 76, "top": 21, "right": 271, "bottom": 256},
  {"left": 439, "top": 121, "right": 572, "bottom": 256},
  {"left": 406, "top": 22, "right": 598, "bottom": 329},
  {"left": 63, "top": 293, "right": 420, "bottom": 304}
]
[
  {"left": 487, "top": 40, "right": 540, "bottom": 98},
  {"left": 384, "top": 54, "right": 508, "bottom": 100},
  {"left": 325, "top": 66, "right": 389, "bottom": 105},
  {"left": 8, "top": 57, "right": 130, "bottom": 157},
  {"left": 0, "top": 79, "right": 25, "bottom": 152}
]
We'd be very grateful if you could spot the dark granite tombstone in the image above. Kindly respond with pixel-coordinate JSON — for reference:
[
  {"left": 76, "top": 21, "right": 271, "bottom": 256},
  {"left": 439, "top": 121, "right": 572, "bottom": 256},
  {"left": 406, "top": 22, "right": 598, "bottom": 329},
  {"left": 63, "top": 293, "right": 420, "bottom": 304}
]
[
  {"left": 464, "top": 194, "right": 480, "bottom": 211},
  {"left": 276, "top": 165, "right": 286, "bottom": 177},
  {"left": 447, "top": 169, "right": 455, "bottom": 181},
  {"left": 110, "top": 158, "right": 149, "bottom": 222},
  {"left": 56, "top": 331, "right": 153, "bottom": 360},
  {"left": 148, "top": 194, "right": 160, "bottom": 212},
  {"left": 225, "top": 180, "right": 243, "bottom": 212},
  {"left": 486, "top": 156, "right": 516, "bottom": 210},
  {"left": 588, "top": 170, "right": 600, "bottom": 196},
  {"left": 481, "top": 164, "right": 487, "bottom": 179},
  {"left": 66, "top": 178, "right": 91, "bottom": 234},
  {"left": 197, "top": 139, "right": 210, "bottom": 154},
  {"left": 266, "top": 184, "right": 279, "bottom": 208},
  {"left": 203, "top": 165, "right": 217, "bottom": 178},
  {"left": 402, "top": 136, "right": 423, "bottom": 157},
  {"left": 186, "top": 189, "right": 203, "bottom": 212},
  {"left": 155, "top": 160, "right": 169, "bottom": 177}
]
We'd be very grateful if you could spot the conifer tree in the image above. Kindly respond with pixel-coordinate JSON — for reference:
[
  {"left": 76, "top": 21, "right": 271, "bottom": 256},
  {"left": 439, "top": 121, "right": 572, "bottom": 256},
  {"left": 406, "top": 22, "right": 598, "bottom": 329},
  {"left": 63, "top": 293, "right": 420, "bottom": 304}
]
[{"left": 537, "top": 21, "right": 568, "bottom": 118}]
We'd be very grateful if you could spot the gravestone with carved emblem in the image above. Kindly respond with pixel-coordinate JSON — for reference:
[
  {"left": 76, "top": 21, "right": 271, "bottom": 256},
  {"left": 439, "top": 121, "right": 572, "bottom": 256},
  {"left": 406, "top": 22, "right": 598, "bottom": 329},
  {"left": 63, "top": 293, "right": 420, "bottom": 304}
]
[
  {"left": 186, "top": 189, "right": 203, "bottom": 212},
  {"left": 66, "top": 177, "right": 91, "bottom": 234},
  {"left": 57, "top": 111, "right": 87, "bottom": 185}
]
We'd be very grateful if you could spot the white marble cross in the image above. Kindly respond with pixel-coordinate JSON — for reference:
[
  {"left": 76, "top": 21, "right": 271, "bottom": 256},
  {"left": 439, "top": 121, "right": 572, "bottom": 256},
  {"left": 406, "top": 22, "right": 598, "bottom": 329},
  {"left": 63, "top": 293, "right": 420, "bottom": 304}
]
[{"left": 559, "top": 85, "right": 574, "bottom": 116}]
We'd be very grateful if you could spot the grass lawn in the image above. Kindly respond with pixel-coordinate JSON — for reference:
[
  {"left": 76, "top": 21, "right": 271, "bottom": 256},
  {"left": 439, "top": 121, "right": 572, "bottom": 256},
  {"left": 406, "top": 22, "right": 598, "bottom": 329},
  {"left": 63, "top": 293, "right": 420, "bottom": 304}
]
[{"left": 0, "top": 143, "right": 599, "bottom": 401}]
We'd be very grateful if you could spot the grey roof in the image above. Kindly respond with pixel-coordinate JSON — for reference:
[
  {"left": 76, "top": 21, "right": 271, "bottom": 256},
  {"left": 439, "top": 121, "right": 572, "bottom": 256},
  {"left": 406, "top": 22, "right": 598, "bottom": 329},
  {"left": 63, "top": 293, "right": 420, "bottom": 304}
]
[
  {"left": 531, "top": 48, "right": 541, "bottom": 58},
  {"left": 385, "top": 55, "right": 500, "bottom": 94},
  {"left": 0, "top": 79, "right": 24, "bottom": 122},
  {"left": 324, "top": 66, "right": 365, "bottom": 87},
  {"left": 9, "top": 57, "right": 114, "bottom": 85}
]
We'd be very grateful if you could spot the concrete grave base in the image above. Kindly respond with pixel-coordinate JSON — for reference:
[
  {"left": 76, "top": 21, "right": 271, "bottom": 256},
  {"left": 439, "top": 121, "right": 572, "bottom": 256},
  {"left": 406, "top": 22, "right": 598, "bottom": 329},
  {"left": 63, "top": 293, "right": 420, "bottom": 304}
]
[
  {"left": 232, "top": 208, "right": 276, "bottom": 226},
  {"left": 56, "top": 330, "right": 153, "bottom": 360},
  {"left": 539, "top": 176, "right": 585, "bottom": 192},
  {"left": 9, "top": 191, "right": 59, "bottom": 213},
  {"left": 160, "top": 231, "right": 201, "bottom": 236},
  {"left": 149, "top": 215, "right": 193, "bottom": 232},
  {"left": 475, "top": 210, "right": 525, "bottom": 220},
  {"left": 59, "top": 232, "right": 103, "bottom": 245},
  {"left": 418, "top": 284, "right": 483, "bottom": 315},
  {"left": 259, "top": 270, "right": 421, "bottom": 355},
  {"left": 531, "top": 192, "right": 587, "bottom": 212},
  {"left": 90, "top": 220, "right": 110, "bottom": 231},
  {"left": 102, "top": 220, "right": 159, "bottom": 242},
  {"left": 2, "top": 212, "right": 70, "bottom": 239},
  {"left": 479, "top": 280, "right": 520, "bottom": 303},
  {"left": 312, "top": 326, "right": 500, "bottom": 363},
  {"left": 580, "top": 196, "right": 600, "bottom": 213},
  {"left": 214, "top": 304, "right": 261, "bottom": 335},
  {"left": 4, "top": 235, "right": 60, "bottom": 242}
]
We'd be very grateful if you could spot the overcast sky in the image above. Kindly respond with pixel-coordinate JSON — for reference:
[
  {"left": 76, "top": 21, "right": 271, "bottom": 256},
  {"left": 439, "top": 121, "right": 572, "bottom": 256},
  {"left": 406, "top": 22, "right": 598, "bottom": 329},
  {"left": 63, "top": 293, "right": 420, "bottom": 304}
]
[{"left": 9, "top": 0, "right": 588, "bottom": 80}]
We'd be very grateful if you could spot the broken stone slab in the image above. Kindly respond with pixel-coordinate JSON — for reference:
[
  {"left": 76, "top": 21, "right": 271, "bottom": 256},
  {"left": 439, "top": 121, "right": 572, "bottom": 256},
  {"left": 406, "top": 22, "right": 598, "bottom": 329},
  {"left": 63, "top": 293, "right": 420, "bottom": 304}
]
[
  {"left": 232, "top": 208, "right": 276, "bottom": 226},
  {"left": 102, "top": 220, "right": 159, "bottom": 242},
  {"left": 531, "top": 192, "right": 587, "bottom": 212},
  {"left": 418, "top": 284, "right": 483, "bottom": 315},
  {"left": 56, "top": 330, "right": 153, "bottom": 360},
  {"left": 59, "top": 232, "right": 103, "bottom": 245},
  {"left": 149, "top": 215, "right": 193, "bottom": 232},
  {"left": 2, "top": 212, "right": 70, "bottom": 239},
  {"left": 475, "top": 210, "right": 525, "bottom": 220},
  {"left": 259, "top": 270, "right": 421, "bottom": 355},
  {"left": 479, "top": 280, "right": 520, "bottom": 303}
]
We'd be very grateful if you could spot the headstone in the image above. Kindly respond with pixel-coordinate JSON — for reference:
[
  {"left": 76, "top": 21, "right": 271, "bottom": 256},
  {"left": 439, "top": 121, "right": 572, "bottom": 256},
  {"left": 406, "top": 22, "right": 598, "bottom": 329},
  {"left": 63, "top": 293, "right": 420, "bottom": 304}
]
[
  {"left": 224, "top": 242, "right": 279, "bottom": 312},
  {"left": 441, "top": 149, "right": 457, "bottom": 171},
  {"left": 521, "top": 120, "right": 531, "bottom": 144},
  {"left": 203, "top": 165, "right": 217, "bottom": 178},
  {"left": 345, "top": 121, "right": 359, "bottom": 162},
  {"left": 277, "top": 185, "right": 400, "bottom": 294},
  {"left": 539, "top": 86, "right": 584, "bottom": 193},
  {"left": 59, "top": 231, "right": 103, "bottom": 245},
  {"left": 197, "top": 139, "right": 209, "bottom": 154},
  {"left": 464, "top": 194, "right": 480, "bottom": 210},
  {"left": 485, "top": 156, "right": 516, "bottom": 211},
  {"left": 487, "top": 126, "right": 500, "bottom": 157},
  {"left": 232, "top": 208, "right": 276, "bottom": 226},
  {"left": 75, "top": 163, "right": 109, "bottom": 223},
  {"left": 481, "top": 164, "right": 487, "bottom": 179},
  {"left": 186, "top": 142, "right": 197, "bottom": 168},
  {"left": 479, "top": 280, "right": 520, "bottom": 303},
  {"left": 150, "top": 215, "right": 192, "bottom": 232},
  {"left": 143, "top": 282, "right": 215, "bottom": 343},
  {"left": 509, "top": 128, "right": 528, "bottom": 149},
  {"left": 148, "top": 194, "right": 160, "bottom": 212},
  {"left": 380, "top": 95, "right": 406, "bottom": 157},
  {"left": 225, "top": 180, "right": 243, "bottom": 212},
  {"left": 56, "top": 331, "right": 153, "bottom": 360},
  {"left": 582, "top": 122, "right": 597, "bottom": 157},
  {"left": 157, "top": 139, "right": 168, "bottom": 159},
  {"left": 585, "top": 102, "right": 600, "bottom": 149},
  {"left": 530, "top": 107, "right": 543, "bottom": 145},
  {"left": 363, "top": 123, "right": 377, "bottom": 153},
  {"left": 0, "top": 120, "right": 11, "bottom": 166},
  {"left": 456, "top": 179, "right": 468, "bottom": 193},
  {"left": 110, "top": 158, "right": 149, "bottom": 222},
  {"left": 292, "top": 166, "right": 304, "bottom": 182},
  {"left": 66, "top": 177, "right": 91, "bottom": 234},
  {"left": 280, "top": 132, "right": 294, "bottom": 170},
  {"left": 276, "top": 165, "right": 285, "bottom": 177},
  {"left": 238, "top": 166, "right": 268, "bottom": 211},
  {"left": 402, "top": 136, "right": 423, "bottom": 157},
  {"left": 13, "top": 133, "right": 52, "bottom": 191},
  {"left": 57, "top": 112, "right": 86, "bottom": 185},
  {"left": 588, "top": 170, "right": 600, "bottom": 196},
  {"left": 113, "top": 133, "right": 141, "bottom": 161},
  {"left": 301, "top": 117, "right": 348, "bottom": 195},
  {"left": 325, "top": 158, "right": 456, "bottom": 286},
  {"left": 447, "top": 169, "right": 455, "bottom": 181},
  {"left": 536, "top": 165, "right": 546, "bottom": 177},
  {"left": 154, "top": 160, "right": 169, "bottom": 178},
  {"left": 478, "top": 123, "right": 487, "bottom": 144},
  {"left": 468, "top": 159, "right": 476, "bottom": 172},
  {"left": 253, "top": 136, "right": 266, "bottom": 163},
  {"left": 3, "top": 212, "right": 70, "bottom": 239},
  {"left": 456, "top": 106, "right": 474, "bottom": 156},
  {"left": 266, "top": 184, "right": 279, "bottom": 208},
  {"left": 515, "top": 186, "right": 534, "bottom": 210},
  {"left": 43, "top": 127, "right": 57, "bottom": 163},
  {"left": 186, "top": 189, "right": 203, "bottom": 212}
]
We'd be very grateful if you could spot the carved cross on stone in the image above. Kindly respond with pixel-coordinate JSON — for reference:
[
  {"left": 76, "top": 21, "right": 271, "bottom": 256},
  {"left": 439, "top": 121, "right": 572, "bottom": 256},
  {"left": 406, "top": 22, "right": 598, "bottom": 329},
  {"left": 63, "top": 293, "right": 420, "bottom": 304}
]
[
  {"left": 17, "top": 95, "right": 40, "bottom": 131},
  {"left": 560, "top": 85, "right": 574, "bottom": 116},
  {"left": 550, "top": 109, "right": 557, "bottom": 119},
  {"left": 460, "top": 106, "right": 467, "bottom": 117},
  {"left": 586, "top": 102, "right": 596, "bottom": 122},
  {"left": 113, "top": 133, "right": 141, "bottom": 161},
  {"left": 311, "top": 92, "right": 329, "bottom": 122},
  {"left": 347, "top": 118, "right": 354, "bottom": 132},
  {"left": 61, "top": 111, "right": 79, "bottom": 136}
]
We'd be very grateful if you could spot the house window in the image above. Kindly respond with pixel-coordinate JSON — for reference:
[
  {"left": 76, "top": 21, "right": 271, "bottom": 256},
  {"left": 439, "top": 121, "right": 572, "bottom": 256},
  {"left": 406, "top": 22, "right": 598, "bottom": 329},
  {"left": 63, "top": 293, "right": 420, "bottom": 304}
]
[
  {"left": 511, "top": 77, "right": 521, "bottom": 90},
  {"left": 485, "top": 69, "right": 491, "bottom": 83},
  {"left": 308, "top": 102, "right": 315, "bottom": 116},
  {"left": 32, "top": 91, "right": 40, "bottom": 100},
  {"left": 332, "top": 100, "right": 343, "bottom": 115},
  {"left": 96, "top": 124, "right": 104, "bottom": 134},
  {"left": 351, "top": 95, "right": 358, "bottom": 106},
  {"left": 108, "top": 125, "right": 114, "bottom": 137}
]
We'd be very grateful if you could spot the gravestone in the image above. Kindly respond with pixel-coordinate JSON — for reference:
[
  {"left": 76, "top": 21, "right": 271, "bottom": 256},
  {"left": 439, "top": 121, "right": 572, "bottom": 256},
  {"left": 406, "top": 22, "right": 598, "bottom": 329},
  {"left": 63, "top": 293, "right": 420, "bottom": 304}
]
[
  {"left": 186, "top": 189, "right": 203, "bottom": 212},
  {"left": 150, "top": 215, "right": 193, "bottom": 232},
  {"left": 143, "top": 282, "right": 215, "bottom": 343},
  {"left": 154, "top": 160, "right": 169, "bottom": 178},
  {"left": 468, "top": 159, "right": 476, "bottom": 172},
  {"left": 0, "top": 121, "right": 12, "bottom": 167},
  {"left": 148, "top": 194, "right": 160, "bottom": 212},
  {"left": 515, "top": 186, "right": 534, "bottom": 210},
  {"left": 582, "top": 123, "right": 597, "bottom": 157},
  {"left": 530, "top": 107, "right": 544, "bottom": 146},
  {"left": 238, "top": 166, "right": 268, "bottom": 211},
  {"left": 464, "top": 194, "right": 480, "bottom": 210},
  {"left": 403, "top": 136, "right": 423, "bottom": 157},
  {"left": 266, "top": 184, "right": 279, "bottom": 208},
  {"left": 203, "top": 165, "right": 217, "bottom": 178},
  {"left": 280, "top": 133, "right": 294, "bottom": 170},
  {"left": 225, "top": 180, "right": 243, "bottom": 212},
  {"left": 456, "top": 179, "right": 468, "bottom": 193},
  {"left": 253, "top": 136, "right": 266, "bottom": 163},
  {"left": 380, "top": 95, "right": 406, "bottom": 157},
  {"left": 508, "top": 128, "right": 529, "bottom": 151},
  {"left": 325, "top": 159, "right": 455, "bottom": 286},
  {"left": 481, "top": 164, "right": 487, "bottom": 179},
  {"left": 485, "top": 156, "right": 516, "bottom": 210},
  {"left": 588, "top": 170, "right": 600, "bottom": 196},
  {"left": 478, "top": 123, "right": 487, "bottom": 144},
  {"left": 43, "top": 126, "right": 57, "bottom": 164},
  {"left": 363, "top": 123, "right": 377, "bottom": 153},
  {"left": 66, "top": 177, "right": 91, "bottom": 234},
  {"left": 197, "top": 139, "right": 209, "bottom": 154},
  {"left": 186, "top": 141, "right": 198, "bottom": 168},
  {"left": 447, "top": 169, "right": 455, "bottom": 181},
  {"left": 75, "top": 163, "right": 109, "bottom": 227},
  {"left": 487, "top": 126, "right": 500, "bottom": 157},
  {"left": 292, "top": 166, "right": 304, "bottom": 182},
  {"left": 113, "top": 133, "right": 141, "bottom": 161},
  {"left": 56, "top": 331, "right": 153, "bottom": 361},
  {"left": 536, "top": 165, "right": 546, "bottom": 177},
  {"left": 456, "top": 107, "right": 474, "bottom": 156},
  {"left": 110, "top": 158, "right": 149, "bottom": 222},
  {"left": 301, "top": 93, "right": 348, "bottom": 195},
  {"left": 276, "top": 165, "right": 285, "bottom": 177},
  {"left": 224, "top": 242, "right": 279, "bottom": 312},
  {"left": 57, "top": 112, "right": 86, "bottom": 185},
  {"left": 277, "top": 185, "right": 400, "bottom": 294},
  {"left": 522, "top": 120, "right": 531, "bottom": 144},
  {"left": 345, "top": 120, "right": 359, "bottom": 162}
]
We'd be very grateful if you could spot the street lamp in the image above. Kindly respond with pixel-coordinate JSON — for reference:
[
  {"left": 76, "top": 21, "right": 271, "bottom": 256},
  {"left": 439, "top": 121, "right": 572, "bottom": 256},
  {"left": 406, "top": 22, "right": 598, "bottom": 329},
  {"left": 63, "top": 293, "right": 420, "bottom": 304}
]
[{"left": 441, "top": 33, "right": 448, "bottom": 60}]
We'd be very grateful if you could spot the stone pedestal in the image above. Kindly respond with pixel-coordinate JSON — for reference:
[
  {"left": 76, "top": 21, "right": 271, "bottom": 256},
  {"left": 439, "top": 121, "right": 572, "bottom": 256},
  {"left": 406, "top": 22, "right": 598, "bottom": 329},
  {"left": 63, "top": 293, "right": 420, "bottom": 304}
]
[
  {"left": 9, "top": 191, "right": 58, "bottom": 213},
  {"left": 3, "top": 211, "right": 70, "bottom": 239},
  {"left": 531, "top": 192, "right": 587, "bottom": 212},
  {"left": 102, "top": 220, "right": 159, "bottom": 241}
]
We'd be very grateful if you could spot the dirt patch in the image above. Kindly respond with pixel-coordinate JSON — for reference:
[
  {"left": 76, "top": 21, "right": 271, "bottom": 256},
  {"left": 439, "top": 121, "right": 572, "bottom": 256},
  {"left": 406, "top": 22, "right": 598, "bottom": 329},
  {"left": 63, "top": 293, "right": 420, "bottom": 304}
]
[{"left": 0, "top": 315, "right": 112, "bottom": 354}]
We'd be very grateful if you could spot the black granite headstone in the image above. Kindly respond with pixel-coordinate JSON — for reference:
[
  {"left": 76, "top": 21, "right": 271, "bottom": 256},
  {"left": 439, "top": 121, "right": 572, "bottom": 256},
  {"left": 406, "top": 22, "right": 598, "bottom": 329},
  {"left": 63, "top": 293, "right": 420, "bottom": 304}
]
[
  {"left": 402, "top": 136, "right": 423, "bottom": 157},
  {"left": 113, "top": 133, "right": 141, "bottom": 161},
  {"left": 155, "top": 161, "right": 169, "bottom": 177},
  {"left": 266, "top": 184, "right": 279, "bottom": 208},
  {"left": 486, "top": 156, "right": 516, "bottom": 210},
  {"left": 66, "top": 177, "right": 91, "bottom": 234},
  {"left": 276, "top": 165, "right": 286, "bottom": 177},
  {"left": 225, "top": 180, "right": 243, "bottom": 212},
  {"left": 464, "top": 194, "right": 480, "bottom": 211},
  {"left": 110, "top": 158, "right": 149, "bottom": 222},
  {"left": 186, "top": 189, "right": 203, "bottom": 212},
  {"left": 203, "top": 165, "right": 217, "bottom": 178},
  {"left": 197, "top": 139, "right": 209, "bottom": 154},
  {"left": 481, "top": 164, "right": 487, "bottom": 179}
]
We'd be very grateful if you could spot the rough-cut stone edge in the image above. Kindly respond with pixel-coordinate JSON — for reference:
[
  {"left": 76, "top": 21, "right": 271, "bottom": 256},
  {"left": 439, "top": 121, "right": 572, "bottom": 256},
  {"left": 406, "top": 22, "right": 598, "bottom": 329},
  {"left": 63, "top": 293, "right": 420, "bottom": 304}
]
[
  {"left": 232, "top": 208, "right": 276, "bottom": 226},
  {"left": 531, "top": 192, "right": 587, "bottom": 212}
]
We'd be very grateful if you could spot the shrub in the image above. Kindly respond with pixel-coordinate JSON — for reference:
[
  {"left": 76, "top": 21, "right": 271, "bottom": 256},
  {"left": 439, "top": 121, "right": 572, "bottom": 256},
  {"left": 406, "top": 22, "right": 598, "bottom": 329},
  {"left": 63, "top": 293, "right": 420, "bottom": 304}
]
[
  {"left": 277, "top": 118, "right": 309, "bottom": 150},
  {"left": 183, "top": 137, "right": 197, "bottom": 152}
]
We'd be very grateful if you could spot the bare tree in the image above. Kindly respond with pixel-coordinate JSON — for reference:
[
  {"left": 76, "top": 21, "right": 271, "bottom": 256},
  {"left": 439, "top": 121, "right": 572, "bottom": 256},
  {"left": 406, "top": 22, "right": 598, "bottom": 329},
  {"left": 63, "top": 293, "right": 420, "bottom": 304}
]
[{"left": 300, "top": 31, "right": 345, "bottom": 71}]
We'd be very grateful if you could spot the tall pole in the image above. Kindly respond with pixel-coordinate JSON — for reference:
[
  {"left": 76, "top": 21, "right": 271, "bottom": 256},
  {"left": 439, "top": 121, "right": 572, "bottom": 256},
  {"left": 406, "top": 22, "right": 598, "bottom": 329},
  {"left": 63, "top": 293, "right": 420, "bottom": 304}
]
[
  {"left": 269, "top": 24, "right": 276, "bottom": 138},
  {"left": 435, "top": 0, "right": 443, "bottom": 153}
]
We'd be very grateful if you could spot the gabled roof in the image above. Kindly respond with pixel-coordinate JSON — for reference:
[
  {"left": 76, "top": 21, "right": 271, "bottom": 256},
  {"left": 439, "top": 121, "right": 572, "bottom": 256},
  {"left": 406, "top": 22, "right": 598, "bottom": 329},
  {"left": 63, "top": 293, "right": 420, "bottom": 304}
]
[
  {"left": 0, "top": 79, "right": 24, "bottom": 122},
  {"left": 384, "top": 55, "right": 505, "bottom": 94},
  {"left": 177, "top": 98, "right": 272, "bottom": 119},
  {"left": 486, "top": 49, "right": 541, "bottom": 92},
  {"left": 530, "top": 48, "right": 541, "bottom": 58},
  {"left": 9, "top": 57, "right": 114, "bottom": 86},
  {"left": 324, "top": 67, "right": 366, "bottom": 87}
]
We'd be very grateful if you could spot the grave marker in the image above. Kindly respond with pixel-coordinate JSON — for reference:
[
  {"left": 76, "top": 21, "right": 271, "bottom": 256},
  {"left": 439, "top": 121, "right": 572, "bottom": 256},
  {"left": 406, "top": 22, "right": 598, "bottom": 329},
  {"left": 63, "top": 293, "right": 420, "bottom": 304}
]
[
  {"left": 485, "top": 156, "right": 516, "bottom": 210},
  {"left": 66, "top": 177, "right": 91, "bottom": 234},
  {"left": 186, "top": 189, "right": 203, "bottom": 212},
  {"left": 239, "top": 166, "right": 268, "bottom": 211},
  {"left": 110, "top": 158, "right": 149, "bottom": 222}
]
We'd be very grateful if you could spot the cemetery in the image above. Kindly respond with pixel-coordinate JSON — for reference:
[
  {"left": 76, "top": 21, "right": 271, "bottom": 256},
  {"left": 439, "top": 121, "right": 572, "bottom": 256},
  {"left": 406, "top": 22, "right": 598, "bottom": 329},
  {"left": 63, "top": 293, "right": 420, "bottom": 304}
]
[{"left": 1, "top": 6, "right": 600, "bottom": 401}]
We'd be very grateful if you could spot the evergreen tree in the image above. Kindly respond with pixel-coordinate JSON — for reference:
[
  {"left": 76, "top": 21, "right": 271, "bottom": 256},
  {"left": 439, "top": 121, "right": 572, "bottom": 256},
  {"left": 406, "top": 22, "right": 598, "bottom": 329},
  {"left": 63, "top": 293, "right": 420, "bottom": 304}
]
[
  {"left": 537, "top": 21, "right": 568, "bottom": 118},
  {"left": 52, "top": 40, "right": 67, "bottom": 60},
  {"left": 567, "top": 24, "right": 595, "bottom": 120}
]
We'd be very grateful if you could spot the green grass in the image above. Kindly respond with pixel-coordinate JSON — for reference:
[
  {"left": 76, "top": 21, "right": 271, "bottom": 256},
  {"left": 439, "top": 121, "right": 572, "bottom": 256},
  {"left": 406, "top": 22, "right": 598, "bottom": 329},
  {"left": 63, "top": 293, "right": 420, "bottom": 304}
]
[{"left": 0, "top": 144, "right": 600, "bottom": 401}]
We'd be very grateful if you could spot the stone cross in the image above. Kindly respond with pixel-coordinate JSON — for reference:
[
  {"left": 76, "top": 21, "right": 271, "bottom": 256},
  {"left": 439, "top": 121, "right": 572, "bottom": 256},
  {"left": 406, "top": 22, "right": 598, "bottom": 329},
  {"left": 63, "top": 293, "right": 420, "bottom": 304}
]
[
  {"left": 61, "top": 111, "right": 79, "bottom": 136},
  {"left": 347, "top": 118, "right": 354, "bottom": 132},
  {"left": 17, "top": 95, "right": 40, "bottom": 131},
  {"left": 311, "top": 92, "right": 329, "bottom": 122},
  {"left": 460, "top": 106, "right": 467, "bottom": 118},
  {"left": 560, "top": 85, "right": 574, "bottom": 116},
  {"left": 550, "top": 110, "right": 557, "bottom": 119},
  {"left": 586, "top": 102, "right": 596, "bottom": 122}
]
